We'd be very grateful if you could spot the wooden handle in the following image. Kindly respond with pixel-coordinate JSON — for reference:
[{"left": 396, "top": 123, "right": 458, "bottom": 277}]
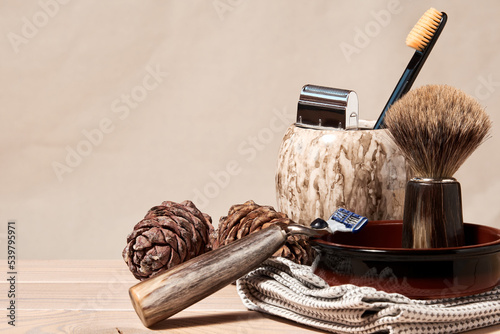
[
  {"left": 129, "top": 224, "right": 288, "bottom": 327},
  {"left": 402, "top": 178, "right": 464, "bottom": 248}
]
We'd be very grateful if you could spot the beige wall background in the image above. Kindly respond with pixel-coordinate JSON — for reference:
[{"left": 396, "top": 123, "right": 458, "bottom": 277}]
[{"left": 1, "top": 0, "right": 499, "bottom": 259}]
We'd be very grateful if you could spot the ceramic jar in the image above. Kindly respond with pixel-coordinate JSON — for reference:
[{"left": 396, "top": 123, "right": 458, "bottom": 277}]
[{"left": 275, "top": 124, "right": 409, "bottom": 225}]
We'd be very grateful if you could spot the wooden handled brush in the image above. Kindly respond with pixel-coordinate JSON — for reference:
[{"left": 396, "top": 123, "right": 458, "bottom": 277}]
[
  {"left": 374, "top": 8, "right": 447, "bottom": 129},
  {"left": 384, "top": 85, "right": 491, "bottom": 248}
]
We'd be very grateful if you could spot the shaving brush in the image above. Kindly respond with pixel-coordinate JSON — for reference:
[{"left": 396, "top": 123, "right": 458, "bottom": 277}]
[{"left": 385, "top": 85, "right": 491, "bottom": 248}]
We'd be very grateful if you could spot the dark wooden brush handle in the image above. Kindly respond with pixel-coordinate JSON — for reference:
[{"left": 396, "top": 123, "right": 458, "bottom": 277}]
[
  {"left": 402, "top": 178, "right": 464, "bottom": 248},
  {"left": 129, "top": 224, "right": 288, "bottom": 327}
]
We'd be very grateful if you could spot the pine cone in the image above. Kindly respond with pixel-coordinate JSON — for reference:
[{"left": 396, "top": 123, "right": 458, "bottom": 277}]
[
  {"left": 122, "top": 200, "right": 214, "bottom": 280},
  {"left": 215, "top": 200, "right": 316, "bottom": 265}
]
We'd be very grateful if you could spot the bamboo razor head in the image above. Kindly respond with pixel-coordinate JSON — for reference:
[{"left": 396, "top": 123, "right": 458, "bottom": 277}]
[
  {"left": 384, "top": 85, "right": 491, "bottom": 179},
  {"left": 406, "top": 8, "right": 443, "bottom": 51}
]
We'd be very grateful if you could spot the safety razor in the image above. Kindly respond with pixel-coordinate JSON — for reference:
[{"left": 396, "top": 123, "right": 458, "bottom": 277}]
[{"left": 296, "top": 84, "right": 359, "bottom": 130}]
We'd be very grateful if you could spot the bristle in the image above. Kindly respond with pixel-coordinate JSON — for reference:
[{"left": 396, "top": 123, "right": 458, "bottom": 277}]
[
  {"left": 384, "top": 85, "right": 492, "bottom": 179},
  {"left": 406, "top": 8, "right": 442, "bottom": 51}
]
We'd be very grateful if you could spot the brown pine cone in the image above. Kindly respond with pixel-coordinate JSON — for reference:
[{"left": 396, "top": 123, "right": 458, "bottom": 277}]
[
  {"left": 215, "top": 200, "right": 316, "bottom": 265},
  {"left": 122, "top": 200, "right": 214, "bottom": 280}
]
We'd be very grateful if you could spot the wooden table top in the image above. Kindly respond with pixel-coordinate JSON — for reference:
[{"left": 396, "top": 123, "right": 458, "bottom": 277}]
[{"left": 1, "top": 260, "right": 499, "bottom": 333}]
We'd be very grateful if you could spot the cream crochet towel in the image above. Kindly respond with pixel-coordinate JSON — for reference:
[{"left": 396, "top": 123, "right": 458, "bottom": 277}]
[{"left": 236, "top": 257, "right": 500, "bottom": 334}]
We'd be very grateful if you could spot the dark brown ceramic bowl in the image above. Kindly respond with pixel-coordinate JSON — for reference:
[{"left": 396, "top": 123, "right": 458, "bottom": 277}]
[{"left": 311, "top": 220, "right": 500, "bottom": 299}]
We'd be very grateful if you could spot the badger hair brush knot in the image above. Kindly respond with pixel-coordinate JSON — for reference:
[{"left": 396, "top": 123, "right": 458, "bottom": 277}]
[
  {"left": 385, "top": 84, "right": 491, "bottom": 178},
  {"left": 384, "top": 84, "right": 491, "bottom": 249}
]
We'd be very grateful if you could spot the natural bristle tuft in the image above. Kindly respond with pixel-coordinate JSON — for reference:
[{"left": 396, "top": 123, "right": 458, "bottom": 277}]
[
  {"left": 384, "top": 85, "right": 492, "bottom": 179},
  {"left": 406, "top": 8, "right": 442, "bottom": 51}
]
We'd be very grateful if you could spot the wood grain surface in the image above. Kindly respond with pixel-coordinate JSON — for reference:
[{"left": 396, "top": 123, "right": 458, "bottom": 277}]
[
  {"left": 0, "top": 260, "right": 499, "bottom": 333},
  {"left": 129, "top": 225, "right": 287, "bottom": 327}
]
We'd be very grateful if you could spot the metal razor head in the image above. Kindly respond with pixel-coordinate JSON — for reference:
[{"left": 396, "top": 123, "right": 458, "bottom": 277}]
[
  {"left": 296, "top": 85, "right": 359, "bottom": 130},
  {"left": 329, "top": 208, "right": 368, "bottom": 233},
  {"left": 309, "top": 208, "right": 368, "bottom": 235}
]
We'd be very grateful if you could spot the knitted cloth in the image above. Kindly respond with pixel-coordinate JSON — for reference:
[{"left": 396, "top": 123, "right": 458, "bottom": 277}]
[{"left": 236, "top": 257, "right": 500, "bottom": 334}]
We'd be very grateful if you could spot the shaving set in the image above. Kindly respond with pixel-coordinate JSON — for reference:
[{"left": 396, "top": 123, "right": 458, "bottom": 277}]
[{"left": 125, "top": 7, "right": 500, "bottom": 329}]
